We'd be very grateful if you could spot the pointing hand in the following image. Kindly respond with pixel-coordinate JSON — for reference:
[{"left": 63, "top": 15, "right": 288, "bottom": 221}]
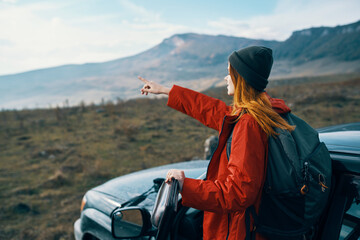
[{"left": 138, "top": 76, "right": 170, "bottom": 95}]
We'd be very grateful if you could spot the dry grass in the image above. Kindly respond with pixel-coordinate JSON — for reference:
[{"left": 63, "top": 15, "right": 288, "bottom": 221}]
[
  {"left": 0, "top": 73, "right": 359, "bottom": 239},
  {"left": 266, "top": 75, "right": 360, "bottom": 127}
]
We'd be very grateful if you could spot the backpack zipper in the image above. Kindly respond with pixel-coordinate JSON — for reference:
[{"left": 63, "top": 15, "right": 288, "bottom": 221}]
[
  {"left": 301, "top": 162, "right": 309, "bottom": 195},
  {"left": 301, "top": 143, "right": 329, "bottom": 195}
]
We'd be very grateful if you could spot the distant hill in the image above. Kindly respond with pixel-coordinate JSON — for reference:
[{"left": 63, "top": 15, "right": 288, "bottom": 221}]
[
  {"left": 271, "top": 20, "right": 360, "bottom": 77},
  {"left": 1, "top": 20, "right": 359, "bottom": 109},
  {"left": 275, "top": 21, "right": 360, "bottom": 61}
]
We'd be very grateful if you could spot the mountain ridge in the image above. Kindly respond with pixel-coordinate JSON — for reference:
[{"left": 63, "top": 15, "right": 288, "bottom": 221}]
[
  {"left": 274, "top": 20, "right": 360, "bottom": 61},
  {"left": 1, "top": 20, "right": 359, "bottom": 109}
]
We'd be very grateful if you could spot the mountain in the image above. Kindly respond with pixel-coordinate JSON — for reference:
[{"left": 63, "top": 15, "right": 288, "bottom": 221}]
[
  {"left": 271, "top": 20, "right": 360, "bottom": 77},
  {"left": 275, "top": 21, "right": 360, "bottom": 61},
  {"left": 1, "top": 20, "right": 359, "bottom": 109}
]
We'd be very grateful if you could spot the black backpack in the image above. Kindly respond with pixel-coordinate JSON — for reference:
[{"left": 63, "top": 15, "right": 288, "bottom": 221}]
[{"left": 226, "top": 113, "right": 332, "bottom": 240}]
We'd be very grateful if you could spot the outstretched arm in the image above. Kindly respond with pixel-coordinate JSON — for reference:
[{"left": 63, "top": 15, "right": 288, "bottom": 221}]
[
  {"left": 139, "top": 76, "right": 230, "bottom": 131},
  {"left": 139, "top": 76, "right": 171, "bottom": 95}
]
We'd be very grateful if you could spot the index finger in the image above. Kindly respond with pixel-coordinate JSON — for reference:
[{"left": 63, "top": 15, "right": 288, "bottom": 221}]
[{"left": 138, "top": 76, "right": 149, "bottom": 84}]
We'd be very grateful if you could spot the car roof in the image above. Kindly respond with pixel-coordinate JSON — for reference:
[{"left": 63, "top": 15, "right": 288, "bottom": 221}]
[
  {"left": 318, "top": 122, "right": 360, "bottom": 154},
  {"left": 319, "top": 131, "right": 360, "bottom": 153},
  {"left": 318, "top": 122, "right": 360, "bottom": 174},
  {"left": 317, "top": 122, "right": 360, "bottom": 133}
]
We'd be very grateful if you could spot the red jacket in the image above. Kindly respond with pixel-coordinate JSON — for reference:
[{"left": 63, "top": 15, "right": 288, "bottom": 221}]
[{"left": 167, "top": 85, "right": 291, "bottom": 240}]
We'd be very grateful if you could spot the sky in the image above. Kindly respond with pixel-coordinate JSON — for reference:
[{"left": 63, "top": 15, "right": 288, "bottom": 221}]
[{"left": 0, "top": 0, "right": 359, "bottom": 76}]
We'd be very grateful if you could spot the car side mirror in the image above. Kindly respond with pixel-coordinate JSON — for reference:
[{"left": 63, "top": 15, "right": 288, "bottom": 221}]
[{"left": 111, "top": 207, "right": 151, "bottom": 239}]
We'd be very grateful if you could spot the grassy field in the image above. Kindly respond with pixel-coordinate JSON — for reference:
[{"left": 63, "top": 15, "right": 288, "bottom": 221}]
[{"left": 0, "top": 73, "right": 359, "bottom": 239}]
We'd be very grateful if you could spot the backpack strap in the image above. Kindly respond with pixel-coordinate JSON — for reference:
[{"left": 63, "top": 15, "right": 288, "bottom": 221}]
[
  {"left": 226, "top": 124, "right": 235, "bottom": 161},
  {"left": 245, "top": 205, "right": 258, "bottom": 240}
]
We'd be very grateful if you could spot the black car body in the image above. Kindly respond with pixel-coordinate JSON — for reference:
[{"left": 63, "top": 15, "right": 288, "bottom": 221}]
[{"left": 74, "top": 123, "right": 360, "bottom": 240}]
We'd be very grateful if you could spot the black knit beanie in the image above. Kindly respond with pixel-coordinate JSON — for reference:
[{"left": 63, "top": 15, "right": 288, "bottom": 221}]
[{"left": 228, "top": 46, "right": 273, "bottom": 92}]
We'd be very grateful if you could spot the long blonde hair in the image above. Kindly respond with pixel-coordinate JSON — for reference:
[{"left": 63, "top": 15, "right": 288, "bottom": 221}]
[{"left": 229, "top": 64, "right": 295, "bottom": 137}]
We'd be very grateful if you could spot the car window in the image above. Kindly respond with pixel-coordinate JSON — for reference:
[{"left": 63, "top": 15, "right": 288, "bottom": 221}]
[{"left": 339, "top": 201, "right": 360, "bottom": 239}]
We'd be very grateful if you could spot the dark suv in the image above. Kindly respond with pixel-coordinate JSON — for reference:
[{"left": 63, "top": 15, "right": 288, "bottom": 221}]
[{"left": 74, "top": 122, "right": 360, "bottom": 240}]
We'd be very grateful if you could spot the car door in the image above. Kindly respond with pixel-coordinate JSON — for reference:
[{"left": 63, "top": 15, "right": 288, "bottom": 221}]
[{"left": 151, "top": 179, "right": 180, "bottom": 240}]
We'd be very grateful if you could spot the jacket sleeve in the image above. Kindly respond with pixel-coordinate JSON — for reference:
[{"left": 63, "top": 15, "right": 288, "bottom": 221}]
[
  {"left": 167, "top": 85, "right": 231, "bottom": 131},
  {"left": 180, "top": 116, "right": 267, "bottom": 213}
]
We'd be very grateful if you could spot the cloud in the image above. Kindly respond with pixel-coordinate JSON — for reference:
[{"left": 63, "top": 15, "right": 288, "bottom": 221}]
[
  {"left": 0, "top": 1, "right": 190, "bottom": 75},
  {"left": 1, "top": 0, "right": 17, "bottom": 3},
  {"left": 207, "top": 0, "right": 360, "bottom": 40},
  {"left": 118, "top": 0, "right": 161, "bottom": 22},
  {"left": 0, "top": 38, "right": 13, "bottom": 46},
  {"left": 0, "top": 0, "right": 358, "bottom": 75}
]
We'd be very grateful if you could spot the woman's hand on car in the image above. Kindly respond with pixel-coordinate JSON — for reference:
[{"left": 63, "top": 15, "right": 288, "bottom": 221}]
[
  {"left": 139, "top": 76, "right": 170, "bottom": 95},
  {"left": 165, "top": 169, "right": 185, "bottom": 192}
]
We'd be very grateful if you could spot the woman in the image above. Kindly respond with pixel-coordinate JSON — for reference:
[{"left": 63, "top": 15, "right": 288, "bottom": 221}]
[{"left": 140, "top": 46, "right": 294, "bottom": 240}]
